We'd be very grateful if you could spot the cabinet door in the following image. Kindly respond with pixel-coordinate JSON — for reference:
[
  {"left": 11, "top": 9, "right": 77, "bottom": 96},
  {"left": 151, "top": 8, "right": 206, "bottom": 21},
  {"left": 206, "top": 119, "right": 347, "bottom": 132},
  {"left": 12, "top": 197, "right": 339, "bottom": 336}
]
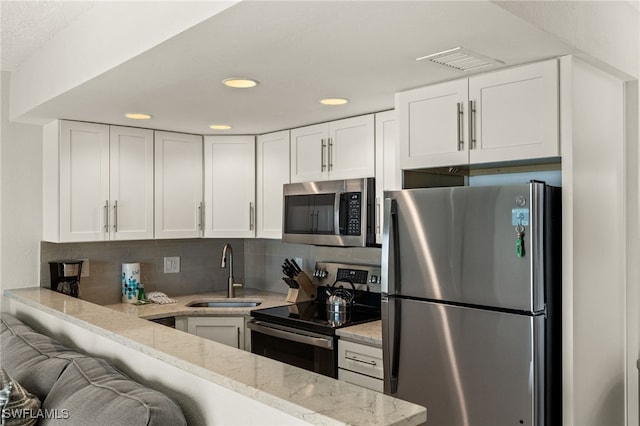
[
  {"left": 374, "top": 110, "right": 400, "bottom": 244},
  {"left": 469, "top": 59, "right": 559, "bottom": 164},
  {"left": 397, "top": 79, "right": 469, "bottom": 169},
  {"left": 154, "top": 131, "right": 203, "bottom": 239},
  {"left": 59, "top": 121, "right": 110, "bottom": 242},
  {"left": 109, "top": 126, "right": 154, "bottom": 240},
  {"left": 290, "top": 123, "right": 328, "bottom": 183},
  {"left": 203, "top": 136, "right": 256, "bottom": 238},
  {"left": 256, "top": 131, "right": 290, "bottom": 239},
  {"left": 187, "top": 316, "right": 244, "bottom": 349},
  {"left": 328, "top": 115, "right": 375, "bottom": 180}
]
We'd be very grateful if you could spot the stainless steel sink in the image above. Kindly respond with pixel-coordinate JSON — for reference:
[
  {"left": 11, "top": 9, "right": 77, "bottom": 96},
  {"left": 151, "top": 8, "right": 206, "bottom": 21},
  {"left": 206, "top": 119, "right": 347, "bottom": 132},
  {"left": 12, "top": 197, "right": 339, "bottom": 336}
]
[{"left": 186, "top": 299, "right": 262, "bottom": 308}]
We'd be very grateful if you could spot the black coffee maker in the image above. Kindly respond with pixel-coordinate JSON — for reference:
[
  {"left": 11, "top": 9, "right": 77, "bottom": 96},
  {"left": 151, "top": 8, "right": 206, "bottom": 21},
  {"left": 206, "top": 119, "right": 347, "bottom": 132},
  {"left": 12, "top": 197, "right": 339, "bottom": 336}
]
[{"left": 49, "top": 260, "right": 83, "bottom": 298}]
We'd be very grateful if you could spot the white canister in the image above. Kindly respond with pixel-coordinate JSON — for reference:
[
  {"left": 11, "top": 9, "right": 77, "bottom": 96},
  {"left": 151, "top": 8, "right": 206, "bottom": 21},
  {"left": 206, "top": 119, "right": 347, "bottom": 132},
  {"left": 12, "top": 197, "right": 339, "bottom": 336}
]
[{"left": 122, "top": 263, "right": 141, "bottom": 303}]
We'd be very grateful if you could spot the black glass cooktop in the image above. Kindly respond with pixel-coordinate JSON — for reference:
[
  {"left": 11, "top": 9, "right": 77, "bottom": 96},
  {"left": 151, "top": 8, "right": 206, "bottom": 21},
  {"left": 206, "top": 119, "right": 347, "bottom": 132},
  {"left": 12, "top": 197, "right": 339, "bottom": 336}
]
[{"left": 250, "top": 297, "right": 381, "bottom": 335}]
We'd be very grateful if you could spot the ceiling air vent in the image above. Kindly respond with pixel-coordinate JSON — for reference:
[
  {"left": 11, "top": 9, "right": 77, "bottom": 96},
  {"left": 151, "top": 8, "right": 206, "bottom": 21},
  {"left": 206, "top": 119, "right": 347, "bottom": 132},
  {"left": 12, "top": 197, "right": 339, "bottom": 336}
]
[{"left": 416, "top": 47, "right": 503, "bottom": 71}]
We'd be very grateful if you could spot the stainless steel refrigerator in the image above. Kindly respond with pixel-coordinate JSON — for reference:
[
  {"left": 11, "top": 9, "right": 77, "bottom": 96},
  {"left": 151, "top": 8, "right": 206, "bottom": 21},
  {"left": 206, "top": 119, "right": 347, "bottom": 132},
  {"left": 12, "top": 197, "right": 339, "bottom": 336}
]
[{"left": 382, "top": 182, "right": 561, "bottom": 426}]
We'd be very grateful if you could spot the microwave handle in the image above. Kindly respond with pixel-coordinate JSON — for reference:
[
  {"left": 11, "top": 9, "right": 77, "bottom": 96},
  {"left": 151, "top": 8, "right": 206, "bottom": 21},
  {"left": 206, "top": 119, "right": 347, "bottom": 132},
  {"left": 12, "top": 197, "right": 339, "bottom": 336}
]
[{"left": 334, "top": 193, "right": 341, "bottom": 235}]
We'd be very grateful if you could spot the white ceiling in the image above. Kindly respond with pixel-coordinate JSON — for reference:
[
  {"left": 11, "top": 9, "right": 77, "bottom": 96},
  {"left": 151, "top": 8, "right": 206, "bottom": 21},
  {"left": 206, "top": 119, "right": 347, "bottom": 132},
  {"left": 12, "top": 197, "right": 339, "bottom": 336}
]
[
  {"left": 1, "top": 1, "right": 96, "bottom": 71},
  {"left": 2, "top": 1, "right": 578, "bottom": 135}
]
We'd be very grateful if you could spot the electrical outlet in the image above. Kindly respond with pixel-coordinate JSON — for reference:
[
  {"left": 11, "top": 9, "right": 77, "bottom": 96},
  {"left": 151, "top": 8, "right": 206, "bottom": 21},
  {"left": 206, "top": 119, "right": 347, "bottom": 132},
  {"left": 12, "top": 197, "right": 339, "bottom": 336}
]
[
  {"left": 80, "top": 258, "right": 90, "bottom": 277},
  {"left": 163, "top": 256, "right": 180, "bottom": 273},
  {"left": 294, "top": 257, "right": 304, "bottom": 270}
]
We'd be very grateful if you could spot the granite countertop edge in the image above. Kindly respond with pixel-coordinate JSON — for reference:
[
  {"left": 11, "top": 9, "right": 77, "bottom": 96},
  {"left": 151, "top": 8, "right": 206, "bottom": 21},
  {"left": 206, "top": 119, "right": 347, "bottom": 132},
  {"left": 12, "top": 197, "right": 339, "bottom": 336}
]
[{"left": 2, "top": 288, "right": 423, "bottom": 426}]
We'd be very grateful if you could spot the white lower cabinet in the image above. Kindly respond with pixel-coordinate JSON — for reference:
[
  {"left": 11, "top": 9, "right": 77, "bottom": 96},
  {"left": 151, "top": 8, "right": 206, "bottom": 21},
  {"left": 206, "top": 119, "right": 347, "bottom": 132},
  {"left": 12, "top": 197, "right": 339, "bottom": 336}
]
[
  {"left": 179, "top": 316, "right": 246, "bottom": 350},
  {"left": 338, "top": 339, "right": 383, "bottom": 392}
]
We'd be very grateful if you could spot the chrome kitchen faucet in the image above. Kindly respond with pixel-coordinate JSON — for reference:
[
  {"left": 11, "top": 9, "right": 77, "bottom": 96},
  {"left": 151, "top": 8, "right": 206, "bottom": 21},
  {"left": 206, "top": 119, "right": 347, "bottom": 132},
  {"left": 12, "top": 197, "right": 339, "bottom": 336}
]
[{"left": 221, "top": 243, "right": 242, "bottom": 298}]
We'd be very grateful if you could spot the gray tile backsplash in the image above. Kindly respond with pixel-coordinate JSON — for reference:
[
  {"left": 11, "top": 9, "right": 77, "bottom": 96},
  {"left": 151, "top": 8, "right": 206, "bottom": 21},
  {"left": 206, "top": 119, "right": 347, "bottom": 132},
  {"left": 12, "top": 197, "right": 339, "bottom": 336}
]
[
  {"left": 41, "top": 239, "right": 244, "bottom": 305},
  {"left": 243, "top": 239, "right": 382, "bottom": 294},
  {"left": 41, "top": 238, "right": 381, "bottom": 305}
]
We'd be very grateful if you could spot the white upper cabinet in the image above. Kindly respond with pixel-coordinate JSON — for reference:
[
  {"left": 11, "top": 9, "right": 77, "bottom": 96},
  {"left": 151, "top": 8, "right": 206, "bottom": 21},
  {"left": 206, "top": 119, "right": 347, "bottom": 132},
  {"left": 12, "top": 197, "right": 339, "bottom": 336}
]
[
  {"left": 48, "top": 120, "right": 110, "bottom": 242},
  {"left": 154, "top": 131, "right": 203, "bottom": 239},
  {"left": 43, "top": 121, "right": 153, "bottom": 242},
  {"left": 203, "top": 136, "right": 256, "bottom": 238},
  {"left": 374, "top": 110, "right": 401, "bottom": 244},
  {"left": 397, "top": 59, "right": 559, "bottom": 170},
  {"left": 290, "top": 115, "right": 375, "bottom": 183},
  {"left": 468, "top": 59, "right": 559, "bottom": 164},
  {"left": 256, "top": 130, "right": 290, "bottom": 239},
  {"left": 397, "top": 79, "right": 469, "bottom": 169},
  {"left": 109, "top": 126, "right": 154, "bottom": 240},
  {"left": 290, "top": 123, "right": 327, "bottom": 182}
]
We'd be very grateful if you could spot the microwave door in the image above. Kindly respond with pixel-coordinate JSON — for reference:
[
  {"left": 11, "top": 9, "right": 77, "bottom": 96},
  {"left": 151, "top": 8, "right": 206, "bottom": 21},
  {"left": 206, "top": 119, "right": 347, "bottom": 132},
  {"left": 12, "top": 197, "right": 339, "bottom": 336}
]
[
  {"left": 313, "top": 193, "right": 337, "bottom": 235},
  {"left": 284, "top": 194, "right": 315, "bottom": 234}
]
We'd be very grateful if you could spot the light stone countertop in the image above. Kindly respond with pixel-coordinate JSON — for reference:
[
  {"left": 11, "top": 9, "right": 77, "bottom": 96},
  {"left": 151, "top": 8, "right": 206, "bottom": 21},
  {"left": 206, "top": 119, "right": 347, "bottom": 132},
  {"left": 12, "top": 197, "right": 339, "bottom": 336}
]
[
  {"left": 337, "top": 320, "right": 383, "bottom": 347},
  {"left": 104, "top": 288, "right": 291, "bottom": 319},
  {"left": 3, "top": 288, "right": 425, "bottom": 426}
]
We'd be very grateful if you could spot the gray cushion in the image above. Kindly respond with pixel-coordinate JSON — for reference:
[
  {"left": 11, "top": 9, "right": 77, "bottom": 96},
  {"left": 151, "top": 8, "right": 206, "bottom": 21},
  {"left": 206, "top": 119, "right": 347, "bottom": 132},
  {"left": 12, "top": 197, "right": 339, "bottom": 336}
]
[
  {"left": 0, "top": 314, "right": 35, "bottom": 336},
  {"left": 0, "top": 314, "right": 84, "bottom": 401},
  {"left": 0, "top": 315, "right": 83, "bottom": 401},
  {"left": 42, "top": 357, "right": 187, "bottom": 426}
]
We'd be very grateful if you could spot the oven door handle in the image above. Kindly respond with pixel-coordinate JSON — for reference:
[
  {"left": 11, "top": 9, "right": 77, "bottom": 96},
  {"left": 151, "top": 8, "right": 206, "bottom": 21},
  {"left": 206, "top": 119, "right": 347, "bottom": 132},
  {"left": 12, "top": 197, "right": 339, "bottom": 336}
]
[{"left": 247, "top": 321, "right": 334, "bottom": 350}]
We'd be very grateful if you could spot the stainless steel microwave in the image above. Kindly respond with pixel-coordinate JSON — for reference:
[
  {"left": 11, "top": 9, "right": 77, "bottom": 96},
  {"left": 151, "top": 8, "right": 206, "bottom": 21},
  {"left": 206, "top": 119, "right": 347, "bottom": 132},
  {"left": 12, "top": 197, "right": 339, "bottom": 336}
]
[{"left": 282, "top": 178, "right": 375, "bottom": 247}]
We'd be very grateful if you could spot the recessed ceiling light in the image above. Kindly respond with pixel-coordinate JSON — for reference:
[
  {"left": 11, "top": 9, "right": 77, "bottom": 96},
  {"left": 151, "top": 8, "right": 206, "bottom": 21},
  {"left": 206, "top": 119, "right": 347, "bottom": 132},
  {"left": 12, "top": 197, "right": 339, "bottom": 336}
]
[
  {"left": 320, "top": 98, "right": 349, "bottom": 106},
  {"left": 124, "top": 113, "right": 152, "bottom": 120},
  {"left": 210, "top": 124, "right": 232, "bottom": 130},
  {"left": 222, "top": 78, "right": 259, "bottom": 88}
]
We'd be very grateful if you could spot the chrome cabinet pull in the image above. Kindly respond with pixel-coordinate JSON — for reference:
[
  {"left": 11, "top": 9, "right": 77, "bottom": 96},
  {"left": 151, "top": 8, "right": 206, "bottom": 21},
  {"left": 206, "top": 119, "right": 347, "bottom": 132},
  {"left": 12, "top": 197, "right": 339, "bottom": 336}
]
[
  {"left": 249, "top": 202, "right": 254, "bottom": 230},
  {"left": 198, "top": 202, "right": 204, "bottom": 232},
  {"left": 469, "top": 100, "right": 476, "bottom": 149},
  {"left": 321, "top": 139, "right": 327, "bottom": 171},
  {"left": 328, "top": 137, "right": 333, "bottom": 171},
  {"left": 346, "top": 356, "right": 377, "bottom": 366},
  {"left": 103, "top": 201, "right": 109, "bottom": 232},
  {"left": 457, "top": 102, "right": 464, "bottom": 151},
  {"left": 113, "top": 200, "right": 118, "bottom": 232}
]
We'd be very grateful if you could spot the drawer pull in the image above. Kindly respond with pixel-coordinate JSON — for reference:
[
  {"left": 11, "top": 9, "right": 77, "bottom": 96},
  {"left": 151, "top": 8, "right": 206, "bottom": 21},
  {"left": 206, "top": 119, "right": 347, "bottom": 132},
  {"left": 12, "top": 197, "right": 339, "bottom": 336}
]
[{"left": 346, "top": 356, "right": 377, "bottom": 366}]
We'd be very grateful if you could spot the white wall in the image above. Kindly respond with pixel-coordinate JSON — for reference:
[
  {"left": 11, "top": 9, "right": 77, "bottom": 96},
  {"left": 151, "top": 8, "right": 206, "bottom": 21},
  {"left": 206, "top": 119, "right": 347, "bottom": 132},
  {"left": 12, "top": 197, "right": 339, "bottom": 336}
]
[
  {"left": 561, "top": 56, "right": 632, "bottom": 426},
  {"left": 0, "top": 71, "right": 43, "bottom": 292},
  {"left": 624, "top": 78, "right": 640, "bottom": 426},
  {"left": 494, "top": 1, "right": 639, "bottom": 80}
]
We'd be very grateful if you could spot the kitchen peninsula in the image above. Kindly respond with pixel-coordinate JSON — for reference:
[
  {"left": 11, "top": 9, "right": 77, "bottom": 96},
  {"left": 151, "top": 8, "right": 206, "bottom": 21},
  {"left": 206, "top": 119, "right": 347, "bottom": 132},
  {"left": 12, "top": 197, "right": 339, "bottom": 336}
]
[{"left": 2, "top": 288, "right": 426, "bottom": 426}]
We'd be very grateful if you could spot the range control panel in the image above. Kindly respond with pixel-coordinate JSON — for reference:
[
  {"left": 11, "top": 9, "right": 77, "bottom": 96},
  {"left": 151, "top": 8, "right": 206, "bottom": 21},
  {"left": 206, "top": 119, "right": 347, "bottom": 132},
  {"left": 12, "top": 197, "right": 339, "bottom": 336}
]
[{"left": 312, "top": 262, "right": 382, "bottom": 293}]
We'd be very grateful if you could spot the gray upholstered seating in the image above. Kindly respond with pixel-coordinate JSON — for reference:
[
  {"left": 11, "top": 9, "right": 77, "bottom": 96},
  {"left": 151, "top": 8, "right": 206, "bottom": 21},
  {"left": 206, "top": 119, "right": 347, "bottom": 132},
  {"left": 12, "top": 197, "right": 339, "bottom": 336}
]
[{"left": 0, "top": 313, "right": 187, "bottom": 426}]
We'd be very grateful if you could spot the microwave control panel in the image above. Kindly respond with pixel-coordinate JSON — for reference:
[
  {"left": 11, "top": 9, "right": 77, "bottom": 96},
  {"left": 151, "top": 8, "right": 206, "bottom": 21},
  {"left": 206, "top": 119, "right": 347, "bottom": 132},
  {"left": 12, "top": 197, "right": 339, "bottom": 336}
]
[{"left": 345, "top": 192, "right": 361, "bottom": 235}]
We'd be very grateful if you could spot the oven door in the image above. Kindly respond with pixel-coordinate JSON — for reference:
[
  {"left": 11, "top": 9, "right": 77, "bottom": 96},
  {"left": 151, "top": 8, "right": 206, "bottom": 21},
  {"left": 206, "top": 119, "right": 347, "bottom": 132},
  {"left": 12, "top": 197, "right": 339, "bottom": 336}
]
[{"left": 248, "top": 320, "right": 337, "bottom": 378}]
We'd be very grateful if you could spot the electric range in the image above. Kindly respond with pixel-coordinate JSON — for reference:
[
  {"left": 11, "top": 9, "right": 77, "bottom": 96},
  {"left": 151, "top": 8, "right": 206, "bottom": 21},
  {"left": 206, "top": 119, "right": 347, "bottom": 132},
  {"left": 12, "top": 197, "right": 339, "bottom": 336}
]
[{"left": 248, "top": 262, "right": 382, "bottom": 378}]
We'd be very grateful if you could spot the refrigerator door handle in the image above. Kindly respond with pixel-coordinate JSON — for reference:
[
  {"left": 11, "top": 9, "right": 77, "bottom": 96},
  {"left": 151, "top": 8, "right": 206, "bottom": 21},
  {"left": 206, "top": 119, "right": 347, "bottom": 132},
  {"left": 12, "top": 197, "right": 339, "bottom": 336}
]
[
  {"left": 381, "top": 198, "right": 399, "bottom": 295},
  {"left": 382, "top": 297, "right": 401, "bottom": 394}
]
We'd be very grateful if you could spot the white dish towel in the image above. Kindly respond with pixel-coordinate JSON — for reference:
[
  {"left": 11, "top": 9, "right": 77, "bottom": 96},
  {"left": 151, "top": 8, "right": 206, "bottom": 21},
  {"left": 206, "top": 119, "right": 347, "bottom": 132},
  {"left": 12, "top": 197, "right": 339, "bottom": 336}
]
[{"left": 146, "top": 291, "right": 177, "bottom": 305}]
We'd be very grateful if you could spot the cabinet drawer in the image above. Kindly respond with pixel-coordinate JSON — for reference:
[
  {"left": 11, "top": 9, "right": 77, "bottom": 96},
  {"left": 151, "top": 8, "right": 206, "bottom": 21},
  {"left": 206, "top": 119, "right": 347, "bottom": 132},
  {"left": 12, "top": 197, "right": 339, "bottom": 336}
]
[
  {"left": 338, "top": 368, "right": 383, "bottom": 392},
  {"left": 338, "top": 340, "right": 383, "bottom": 379}
]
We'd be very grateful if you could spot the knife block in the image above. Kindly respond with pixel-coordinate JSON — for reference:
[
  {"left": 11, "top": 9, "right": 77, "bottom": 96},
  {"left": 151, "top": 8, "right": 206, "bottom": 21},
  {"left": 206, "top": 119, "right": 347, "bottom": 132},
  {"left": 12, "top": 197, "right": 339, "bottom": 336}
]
[{"left": 286, "top": 272, "right": 317, "bottom": 303}]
